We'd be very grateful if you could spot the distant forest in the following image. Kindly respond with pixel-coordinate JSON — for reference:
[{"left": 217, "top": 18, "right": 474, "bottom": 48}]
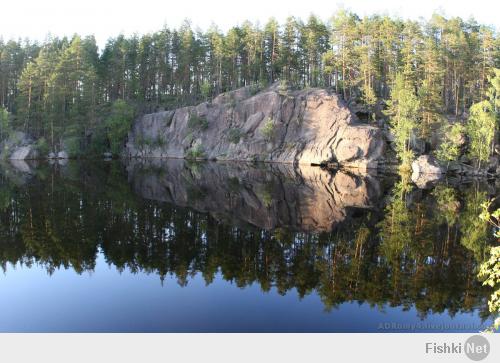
[{"left": 0, "top": 11, "right": 499, "bottom": 160}]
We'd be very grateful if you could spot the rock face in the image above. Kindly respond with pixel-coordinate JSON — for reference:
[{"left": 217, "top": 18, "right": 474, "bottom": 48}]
[
  {"left": 0, "top": 131, "right": 38, "bottom": 160},
  {"left": 126, "top": 159, "right": 381, "bottom": 232},
  {"left": 411, "top": 155, "right": 444, "bottom": 188},
  {"left": 125, "top": 84, "right": 384, "bottom": 169},
  {"left": 9, "top": 145, "right": 38, "bottom": 160}
]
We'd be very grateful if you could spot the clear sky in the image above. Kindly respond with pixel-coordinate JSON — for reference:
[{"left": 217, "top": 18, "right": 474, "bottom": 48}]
[{"left": 1, "top": 0, "right": 498, "bottom": 48}]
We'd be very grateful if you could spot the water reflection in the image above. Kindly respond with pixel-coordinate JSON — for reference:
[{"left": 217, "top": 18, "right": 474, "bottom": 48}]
[
  {"left": 0, "top": 159, "right": 497, "bottom": 329},
  {"left": 126, "top": 159, "right": 383, "bottom": 231}
]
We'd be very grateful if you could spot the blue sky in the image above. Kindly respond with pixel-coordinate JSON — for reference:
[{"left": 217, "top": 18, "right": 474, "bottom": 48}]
[{"left": 1, "top": 0, "right": 498, "bottom": 48}]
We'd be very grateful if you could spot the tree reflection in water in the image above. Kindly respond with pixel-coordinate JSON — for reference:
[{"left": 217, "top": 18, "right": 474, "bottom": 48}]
[{"left": 0, "top": 159, "right": 497, "bottom": 321}]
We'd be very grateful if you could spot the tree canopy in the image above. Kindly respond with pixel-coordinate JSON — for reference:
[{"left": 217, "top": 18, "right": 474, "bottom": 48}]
[{"left": 0, "top": 12, "right": 498, "bottom": 160}]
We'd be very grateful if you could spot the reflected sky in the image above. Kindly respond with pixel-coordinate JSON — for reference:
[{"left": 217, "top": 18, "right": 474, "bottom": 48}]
[{"left": 0, "top": 252, "right": 489, "bottom": 333}]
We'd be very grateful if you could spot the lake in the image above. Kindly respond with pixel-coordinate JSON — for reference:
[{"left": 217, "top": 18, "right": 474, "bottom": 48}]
[{"left": 0, "top": 159, "right": 497, "bottom": 332}]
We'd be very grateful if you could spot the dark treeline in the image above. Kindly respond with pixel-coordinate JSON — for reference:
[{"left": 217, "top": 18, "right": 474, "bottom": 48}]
[
  {"left": 0, "top": 12, "right": 499, "bottom": 155},
  {"left": 0, "top": 161, "right": 497, "bottom": 316}
]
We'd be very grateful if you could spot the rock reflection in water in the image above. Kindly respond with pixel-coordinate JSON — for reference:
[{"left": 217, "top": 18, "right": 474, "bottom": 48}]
[{"left": 126, "top": 159, "right": 381, "bottom": 232}]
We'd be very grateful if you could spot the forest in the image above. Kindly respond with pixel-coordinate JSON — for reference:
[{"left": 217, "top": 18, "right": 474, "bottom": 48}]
[{"left": 0, "top": 11, "right": 499, "bottom": 167}]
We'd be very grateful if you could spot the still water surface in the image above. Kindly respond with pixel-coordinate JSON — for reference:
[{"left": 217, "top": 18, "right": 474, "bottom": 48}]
[{"left": 0, "top": 159, "right": 496, "bottom": 332}]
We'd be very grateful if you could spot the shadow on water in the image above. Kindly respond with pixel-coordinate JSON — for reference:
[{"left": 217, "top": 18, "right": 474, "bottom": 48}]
[{"left": 0, "top": 158, "right": 498, "bottom": 328}]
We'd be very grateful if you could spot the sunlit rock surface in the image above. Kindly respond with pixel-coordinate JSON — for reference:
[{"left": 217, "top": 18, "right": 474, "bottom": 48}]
[
  {"left": 125, "top": 83, "right": 384, "bottom": 169},
  {"left": 411, "top": 155, "right": 444, "bottom": 188}
]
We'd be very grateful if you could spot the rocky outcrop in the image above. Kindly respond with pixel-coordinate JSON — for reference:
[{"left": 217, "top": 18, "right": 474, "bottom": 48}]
[
  {"left": 411, "top": 155, "right": 444, "bottom": 188},
  {"left": 125, "top": 84, "right": 384, "bottom": 169},
  {"left": 9, "top": 145, "right": 38, "bottom": 160},
  {"left": 0, "top": 132, "right": 38, "bottom": 160},
  {"left": 0, "top": 131, "right": 71, "bottom": 161},
  {"left": 126, "top": 159, "right": 381, "bottom": 232}
]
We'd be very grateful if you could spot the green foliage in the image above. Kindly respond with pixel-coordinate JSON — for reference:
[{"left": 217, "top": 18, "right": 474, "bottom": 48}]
[
  {"left": 87, "top": 127, "right": 109, "bottom": 156},
  {"left": 479, "top": 201, "right": 500, "bottom": 238},
  {"left": 186, "top": 140, "right": 206, "bottom": 159},
  {"left": 278, "top": 80, "right": 288, "bottom": 95},
  {"left": 478, "top": 246, "right": 500, "bottom": 331},
  {"left": 152, "top": 135, "right": 166, "bottom": 148},
  {"left": 0, "top": 16, "right": 498, "bottom": 164},
  {"left": 0, "top": 107, "right": 10, "bottom": 140},
  {"left": 200, "top": 81, "right": 212, "bottom": 100},
  {"left": 258, "top": 79, "right": 269, "bottom": 91},
  {"left": 227, "top": 128, "right": 242, "bottom": 144},
  {"left": 261, "top": 192, "right": 273, "bottom": 209},
  {"left": 63, "top": 136, "right": 81, "bottom": 158},
  {"left": 486, "top": 68, "right": 500, "bottom": 116},
  {"left": 134, "top": 134, "right": 165, "bottom": 149},
  {"left": 460, "top": 189, "right": 490, "bottom": 263},
  {"left": 467, "top": 101, "right": 496, "bottom": 167},
  {"left": 229, "top": 95, "right": 237, "bottom": 108},
  {"left": 361, "top": 84, "right": 377, "bottom": 116},
  {"left": 135, "top": 134, "right": 147, "bottom": 147},
  {"left": 13, "top": 36, "right": 99, "bottom": 151},
  {"left": 187, "top": 113, "right": 208, "bottom": 131},
  {"left": 478, "top": 248, "right": 500, "bottom": 289},
  {"left": 249, "top": 84, "right": 261, "bottom": 96},
  {"left": 377, "top": 178, "right": 414, "bottom": 264},
  {"left": 436, "top": 123, "right": 465, "bottom": 163},
  {"left": 34, "top": 137, "right": 49, "bottom": 156},
  {"left": 385, "top": 74, "right": 420, "bottom": 171},
  {"left": 433, "top": 185, "right": 460, "bottom": 225},
  {"left": 255, "top": 184, "right": 274, "bottom": 209},
  {"left": 104, "top": 100, "right": 136, "bottom": 155},
  {"left": 260, "top": 118, "right": 276, "bottom": 142},
  {"left": 478, "top": 242, "right": 500, "bottom": 332}
]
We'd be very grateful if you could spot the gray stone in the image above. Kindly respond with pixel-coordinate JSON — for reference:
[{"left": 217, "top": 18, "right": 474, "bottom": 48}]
[
  {"left": 411, "top": 155, "right": 444, "bottom": 188},
  {"left": 9, "top": 145, "right": 38, "bottom": 160},
  {"left": 125, "top": 84, "right": 385, "bottom": 169},
  {"left": 412, "top": 155, "right": 443, "bottom": 175},
  {"left": 0, "top": 131, "right": 35, "bottom": 160},
  {"left": 57, "top": 151, "right": 69, "bottom": 159}
]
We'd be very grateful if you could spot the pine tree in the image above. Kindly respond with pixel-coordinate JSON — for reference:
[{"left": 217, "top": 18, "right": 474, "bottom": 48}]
[
  {"left": 358, "top": 17, "right": 378, "bottom": 118},
  {"left": 0, "top": 14, "right": 497, "bottom": 161},
  {"left": 418, "top": 23, "right": 445, "bottom": 142},
  {"left": 385, "top": 74, "right": 420, "bottom": 171},
  {"left": 279, "top": 17, "right": 299, "bottom": 84},
  {"left": 329, "top": 10, "right": 359, "bottom": 100},
  {"left": 302, "top": 15, "right": 329, "bottom": 87},
  {"left": 263, "top": 18, "right": 280, "bottom": 83}
]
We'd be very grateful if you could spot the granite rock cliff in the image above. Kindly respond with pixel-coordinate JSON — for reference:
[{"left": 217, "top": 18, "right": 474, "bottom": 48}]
[{"left": 125, "top": 83, "right": 384, "bottom": 169}]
